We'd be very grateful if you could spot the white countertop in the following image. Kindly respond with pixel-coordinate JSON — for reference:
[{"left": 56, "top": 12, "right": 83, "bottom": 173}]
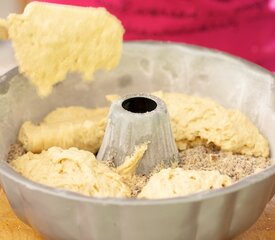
[{"left": 0, "top": 41, "right": 17, "bottom": 76}]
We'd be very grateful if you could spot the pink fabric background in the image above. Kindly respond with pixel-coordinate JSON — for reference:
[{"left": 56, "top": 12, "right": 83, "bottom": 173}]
[{"left": 37, "top": 0, "right": 275, "bottom": 71}]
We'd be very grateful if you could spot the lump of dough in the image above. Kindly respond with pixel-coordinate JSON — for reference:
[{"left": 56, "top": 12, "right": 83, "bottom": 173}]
[
  {"left": 11, "top": 147, "right": 130, "bottom": 198},
  {"left": 117, "top": 143, "right": 148, "bottom": 176},
  {"left": 3, "top": 2, "right": 124, "bottom": 96},
  {"left": 43, "top": 106, "right": 107, "bottom": 123},
  {"left": 138, "top": 168, "right": 232, "bottom": 199},
  {"left": 153, "top": 91, "right": 269, "bottom": 157},
  {"left": 19, "top": 107, "right": 108, "bottom": 153}
]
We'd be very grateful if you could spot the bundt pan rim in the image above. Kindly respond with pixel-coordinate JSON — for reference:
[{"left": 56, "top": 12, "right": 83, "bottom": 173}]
[
  {"left": 0, "top": 41, "right": 274, "bottom": 240},
  {"left": 0, "top": 41, "right": 274, "bottom": 205}
]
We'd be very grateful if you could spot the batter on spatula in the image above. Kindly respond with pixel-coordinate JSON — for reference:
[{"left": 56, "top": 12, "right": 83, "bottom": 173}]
[{"left": 0, "top": 2, "right": 124, "bottom": 96}]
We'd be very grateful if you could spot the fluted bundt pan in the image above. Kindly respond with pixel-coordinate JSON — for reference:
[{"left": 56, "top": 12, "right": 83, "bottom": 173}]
[{"left": 0, "top": 42, "right": 274, "bottom": 240}]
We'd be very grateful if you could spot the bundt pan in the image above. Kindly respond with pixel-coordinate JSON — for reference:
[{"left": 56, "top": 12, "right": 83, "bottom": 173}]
[{"left": 0, "top": 42, "right": 275, "bottom": 240}]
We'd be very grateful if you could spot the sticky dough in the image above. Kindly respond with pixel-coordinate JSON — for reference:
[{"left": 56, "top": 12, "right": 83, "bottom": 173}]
[
  {"left": 153, "top": 91, "right": 269, "bottom": 157},
  {"left": 117, "top": 143, "right": 148, "bottom": 176},
  {"left": 138, "top": 168, "right": 232, "bottom": 199},
  {"left": 11, "top": 144, "right": 147, "bottom": 197},
  {"left": 2, "top": 2, "right": 124, "bottom": 96},
  {"left": 19, "top": 107, "right": 108, "bottom": 153},
  {"left": 11, "top": 147, "right": 131, "bottom": 198}
]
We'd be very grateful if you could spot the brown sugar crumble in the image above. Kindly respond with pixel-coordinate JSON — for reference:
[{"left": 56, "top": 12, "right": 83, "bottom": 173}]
[
  {"left": 7, "top": 143, "right": 26, "bottom": 163},
  {"left": 123, "top": 174, "right": 148, "bottom": 198},
  {"left": 105, "top": 159, "right": 149, "bottom": 198},
  {"left": 179, "top": 145, "right": 271, "bottom": 181}
]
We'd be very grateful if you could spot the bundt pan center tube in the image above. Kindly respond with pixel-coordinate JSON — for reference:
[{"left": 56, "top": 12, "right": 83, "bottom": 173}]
[
  {"left": 97, "top": 93, "right": 178, "bottom": 175},
  {"left": 0, "top": 41, "right": 274, "bottom": 240}
]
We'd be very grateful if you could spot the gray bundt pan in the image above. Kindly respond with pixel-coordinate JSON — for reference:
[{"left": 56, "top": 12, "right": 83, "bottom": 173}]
[{"left": 0, "top": 42, "right": 274, "bottom": 240}]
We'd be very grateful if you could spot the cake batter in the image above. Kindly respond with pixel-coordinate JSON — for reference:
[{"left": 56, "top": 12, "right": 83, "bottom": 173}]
[
  {"left": 0, "top": 2, "right": 124, "bottom": 96},
  {"left": 11, "top": 92, "right": 271, "bottom": 199}
]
